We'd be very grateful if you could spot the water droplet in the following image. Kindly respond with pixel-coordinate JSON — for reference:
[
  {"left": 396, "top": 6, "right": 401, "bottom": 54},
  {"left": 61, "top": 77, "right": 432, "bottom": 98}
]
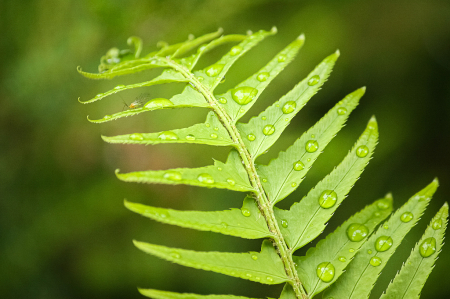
[
  {"left": 374, "top": 212, "right": 381, "bottom": 217},
  {"left": 197, "top": 76, "right": 204, "bottom": 81},
  {"left": 261, "top": 116, "right": 267, "bottom": 120},
  {"left": 171, "top": 252, "right": 181, "bottom": 259},
  {"left": 230, "top": 46, "right": 243, "bottom": 56},
  {"left": 356, "top": 145, "right": 369, "bottom": 158},
  {"left": 383, "top": 224, "right": 389, "bottom": 230},
  {"left": 278, "top": 54, "right": 287, "bottom": 62},
  {"left": 307, "top": 158, "right": 311, "bottom": 162},
  {"left": 221, "top": 222, "right": 228, "bottom": 229},
  {"left": 432, "top": 219, "right": 442, "bottom": 230},
  {"left": 266, "top": 276, "right": 274, "bottom": 282},
  {"left": 239, "top": 109, "right": 245, "bottom": 113},
  {"left": 282, "top": 101, "right": 296, "bottom": 114},
  {"left": 114, "top": 85, "right": 125, "bottom": 90},
  {"left": 103, "top": 115, "right": 112, "bottom": 120},
  {"left": 227, "top": 179, "right": 235, "bottom": 186},
  {"left": 246, "top": 273, "right": 252, "bottom": 278},
  {"left": 281, "top": 220, "right": 288, "bottom": 228},
  {"left": 185, "top": 134, "right": 196, "bottom": 141},
  {"left": 251, "top": 254, "right": 258, "bottom": 260},
  {"left": 210, "top": 133, "right": 218, "bottom": 139},
  {"left": 308, "top": 75, "right": 320, "bottom": 86},
  {"left": 349, "top": 248, "right": 355, "bottom": 253},
  {"left": 419, "top": 237, "right": 436, "bottom": 258},
  {"left": 319, "top": 190, "right": 338, "bottom": 209},
  {"left": 163, "top": 171, "right": 182, "bottom": 181},
  {"left": 241, "top": 208, "right": 251, "bottom": 217},
  {"left": 217, "top": 167, "right": 222, "bottom": 171},
  {"left": 293, "top": 161, "right": 305, "bottom": 171},
  {"left": 311, "top": 134, "right": 315, "bottom": 138},
  {"left": 158, "top": 131, "right": 179, "bottom": 141},
  {"left": 247, "top": 134, "right": 256, "bottom": 141},
  {"left": 219, "top": 97, "right": 227, "bottom": 104},
  {"left": 367, "top": 249, "right": 373, "bottom": 254},
  {"left": 96, "top": 93, "right": 104, "bottom": 98},
  {"left": 291, "top": 182, "right": 297, "bottom": 187},
  {"left": 205, "top": 123, "right": 210, "bottom": 127},
  {"left": 255, "top": 277, "right": 260, "bottom": 281},
  {"left": 338, "top": 256, "right": 346, "bottom": 262},
  {"left": 145, "top": 98, "right": 174, "bottom": 109},
  {"left": 337, "top": 107, "right": 347, "bottom": 115},
  {"left": 257, "top": 72, "right": 270, "bottom": 82},
  {"left": 263, "top": 125, "right": 275, "bottom": 136},
  {"left": 346, "top": 223, "right": 369, "bottom": 242},
  {"left": 305, "top": 140, "right": 319, "bottom": 152},
  {"left": 231, "top": 87, "right": 258, "bottom": 105},
  {"left": 375, "top": 236, "right": 393, "bottom": 252},
  {"left": 205, "top": 64, "right": 224, "bottom": 77},
  {"left": 377, "top": 199, "right": 391, "bottom": 210},
  {"left": 370, "top": 256, "right": 382, "bottom": 267},
  {"left": 197, "top": 173, "right": 214, "bottom": 184},
  {"left": 262, "top": 178, "right": 268, "bottom": 183},
  {"left": 129, "top": 133, "right": 144, "bottom": 141},
  {"left": 316, "top": 262, "right": 335, "bottom": 283}
]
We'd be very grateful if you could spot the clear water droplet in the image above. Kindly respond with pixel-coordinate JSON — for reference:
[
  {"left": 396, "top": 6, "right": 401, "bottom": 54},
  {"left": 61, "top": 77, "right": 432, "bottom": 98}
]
[
  {"left": 185, "top": 134, "right": 196, "bottom": 141},
  {"left": 205, "top": 123, "right": 210, "bottom": 127},
  {"left": 311, "top": 134, "right": 315, "bottom": 138},
  {"left": 239, "top": 109, "right": 245, "bottom": 113},
  {"left": 266, "top": 276, "right": 274, "bottom": 282},
  {"left": 247, "top": 134, "right": 256, "bottom": 141},
  {"left": 144, "top": 98, "right": 174, "bottom": 109},
  {"left": 337, "top": 107, "right": 347, "bottom": 115},
  {"left": 338, "top": 256, "right": 346, "bottom": 262},
  {"left": 278, "top": 54, "right": 287, "bottom": 62},
  {"left": 349, "top": 248, "right": 355, "bottom": 253},
  {"left": 281, "top": 219, "right": 288, "bottom": 228},
  {"left": 375, "top": 236, "right": 393, "bottom": 252},
  {"left": 163, "top": 171, "right": 182, "bottom": 181},
  {"left": 346, "top": 223, "right": 369, "bottom": 242},
  {"left": 316, "top": 262, "right": 335, "bottom": 283},
  {"left": 213, "top": 127, "right": 219, "bottom": 131},
  {"left": 230, "top": 46, "right": 243, "bottom": 56},
  {"left": 251, "top": 254, "right": 258, "bottom": 260},
  {"left": 219, "top": 97, "right": 227, "bottom": 104},
  {"left": 227, "top": 179, "right": 235, "bottom": 186},
  {"left": 197, "top": 173, "right": 214, "bottom": 184},
  {"left": 432, "top": 219, "right": 442, "bottom": 230},
  {"left": 307, "top": 158, "right": 311, "bottom": 162},
  {"left": 291, "top": 182, "right": 297, "bottom": 187},
  {"left": 419, "top": 237, "right": 436, "bottom": 258},
  {"left": 293, "top": 161, "right": 305, "bottom": 171},
  {"left": 114, "top": 85, "right": 125, "bottom": 90},
  {"left": 377, "top": 199, "right": 391, "bottom": 210},
  {"left": 356, "top": 145, "right": 369, "bottom": 158},
  {"left": 257, "top": 72, "right": 270, "bottom": 82},
  {"left": 103, "top": 115, "right": 112, "bottom": 120},
  {"left": 241, "top": 208, "right": 251, "bottom": 217},
  {"left": 217, "top": 167, "right": 222, "bottom": 171},
  {"left": 262, "top": 178, "right": 268, "bottom": 183},
  {"left": 197, "top": 76, "right": 204, "bottom": 81},
  {"left": 221, "top": 222, "right": 228, "bottom": 229},
  {"left": 129, "top": 133, "right": 144, "bottom": 141},
  {"left": 171, "top": 252, "right": 181, "bottom": 259},
  {"left": 367, "top": 249, "right": 373, "bottom": 254},
  {"left": 205, "top": 64, "right": 224, "bottom": 77},
  {"left": 282, "top": 101, "right": 296, "bottom": 114},
  {"left": 383, "top": 224, "right": 389, "bottom": 230},
  {"left": 308, "top": 75, "right": 320, "bottom": 86},
  {"left": 210, "top": 133, "right": 218, "bottom": 139},
  {"left": 370, "top": 256, "right": 382, "bottom": 267},
  {"left": 263, "top": 125, "right": 275, "bottom": 136},
  {"left": 374, "top": 212, "right": 381, "bottom": 217},
  {"left": 261, "top": 116, "right": 267, "bottom": 120},
  {"left": 231, "top": 87, "right": 258, "bottom": 105},
  {"left": 305, "top": 140, "right": 319, "bottom": 152},
  {"left": 158, "top": 131, "right": 179, "bottom": 140},
  {"left": 246, "top": 273, "right": 252, "bottom": 278},
  {"left": 319, "top": 190, "right": 338, "bottom": 209}
]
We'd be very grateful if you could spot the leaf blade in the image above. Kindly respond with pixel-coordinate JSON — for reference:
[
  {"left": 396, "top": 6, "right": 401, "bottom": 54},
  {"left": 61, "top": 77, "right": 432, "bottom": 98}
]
[{"left": 139, "top": 289, "right": 262, "bottom": 299}]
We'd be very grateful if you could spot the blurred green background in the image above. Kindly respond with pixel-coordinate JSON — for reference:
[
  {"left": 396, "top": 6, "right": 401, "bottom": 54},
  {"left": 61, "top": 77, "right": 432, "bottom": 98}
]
[{"left": 1, "top": 0, "right": 449, "bottom": 298}]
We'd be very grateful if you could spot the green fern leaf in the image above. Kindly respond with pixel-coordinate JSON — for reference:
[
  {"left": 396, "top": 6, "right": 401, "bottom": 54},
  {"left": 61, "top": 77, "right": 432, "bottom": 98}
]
[
  {"left": 323, "top": 179, "right": 438, "bottom": 299},
  {"left": 138, "top": 288, "right": 260, "bottom": 299},
  {"left": 133, "top": 239, "right": 288, "bottom": 285},
  {"left": 279, "top": 284, "right": 297, "bottom": 299},
  {"left": 380, "top": 202, "right": 448, "bottom": 299},
  {"left": 170, "top": 28, "right": 224, "bottom": 58}
]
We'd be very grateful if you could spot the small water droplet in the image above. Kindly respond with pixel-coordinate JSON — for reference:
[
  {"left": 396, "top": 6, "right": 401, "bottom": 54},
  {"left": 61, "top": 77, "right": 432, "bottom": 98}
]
[
  {"left": 239, "top": 109, "right": 245, "bottom": 113},
  {"left": 291, "top": 182, "right": 297, "bottom": 187},
  {"left": 221, "top": 222, "right": 228, "bottom": 229},
  {"left": 210, "top": 133, "right": 218, "bottom": 139},
  {"left": 263, "top": 125, "right": 275, "bottom": 136},
  {"left": 129, "top": 133, "right": 144, "bottom": 141},
  {"left": 114, "top": 85, "right": 125, "bottom": 90},
  {"left": 257, "top": 72, "right": 270, "bottom": 82},
  {"left": 227, "top": 179, "right": 235, "bottom": 186},
  {"left": 231, "top": 87, "right": 258, "bottom": 105},
  {"left": 383, "top": 224, "right": 389, "bottom": 230},
  {"left": 266, "top": 276, "right": 274, "bottom": 282},
  {"left": 311, "top": 134, "right": 315, "bottom": 138},
  {"left": 185, "top": 134, "right": 196, "bottom": 141},
  {"left": 419, "top": 237, "right": 436, "bottom": 258},
  {"left": 282, "top": 101, "right": 296, "bottom": 114},
  {"left": 307, "top": 158, "right": 311, "bottom": 162},
  {"left": 278, "top": 54, "right": 287, "bottom": 62},
  {"left": 281, "top": 219, "right": 288, "bottom": 228},
  {"left": 103, "top": 115, "right": 112, "bottom": 120},
  {"left": 205, "top": 64, "right": 224, "bottom": 77},
  {"left": 367, "top": 249, "right": 373, "bottom": 254},
  {"left": 377, "top": 199, "right": 391, "bottom": 210},
  {"left": 158, "top": 131, "right": 179, "bottom": 140},
  {"left": 375, "top": 236, "right": 393, "bottom": 252},
  {"left": 308, "top": 75, "right": 320, "bottom": 86},
  {"left": 144, "top": 98, "right": 174, "bottom": 109},
  {"left": 241, "top": 208, "right": 251, "bottom": 217},
  {"left": 217, "top": 167, "right": 222, "bottom": 171},
  {"left": 374, "top": 212, "right": 381, "bottom": 217},
  {"left": 255, "top": 277, "right": 260, "bottom": 281},
  {"left": 171, "top": 252, "right": 181, "bottom": 259},
  {"left": 205, "top": 123, "right": 210, "bottom": 127},
  {"left": 230, "top": 46, "right": 243, "bottom": 56},
  {"left": 356, "top": 145, "right": 369, "bottom": 158},
  {"left": 316, "top": 262, "right": 335, "bottom": 283},
  {"left": 346, "top": 223, "right": 369, "bottom": 242},
  {"left": 432, "top": 219, "right": 442, "bottom": 230},
  {"left": 337, "top": 107, "right": 347, "bottom": 115},
  {"left": 197, "top": 173, "right": 214, "bottom": 184},
  {"left": 163, "top": 171, "right": 182, "bottom": 181},
  {"left": 262, "top": 178, "right": 268, "bottom": 183},
  {"left": 319, "top": 190, "right": 338, "bottom": 209},
  {"left": 338, "top": 256, "right": 346, "bottom": 262},
  {"left": 213, "top": 127, "right": 219, "bottom": 131},
  {"left": 247, "top": 134, "right": 256, "bottom": 141},
  {"left": 261, "top": 116, "right": 267, "bottom": 120},
  {"left": 246, "top": 273, "right": 252, "bottom": 278},
  {"left": 349, "top": 248, "right": 355, "bottom": 253},
  {"left": 293, "top": 161, "right": 305, "bottom": 171},
  {"left": 197, "top": 76, "right": 204, "bottom": 81},
  {"left": 305, "top": 140, "right": 319, "bottom": 153},
  {"left": 96, "top": 93, "right": 103, "bottom": 98},
  {"left": 251, "top": 254, "right": 258, "bottom": 260},
  {"left": 370, "top": 256, "right": 382, "bottom": 267},
  {"left": 219, "top": 97, "right": 227, "bottom": 104}
]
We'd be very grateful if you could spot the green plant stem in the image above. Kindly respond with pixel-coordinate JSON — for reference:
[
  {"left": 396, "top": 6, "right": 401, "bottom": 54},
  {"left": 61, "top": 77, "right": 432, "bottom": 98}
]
[{"left": 166, "top": 58, "right": 308, "bottom": 299}]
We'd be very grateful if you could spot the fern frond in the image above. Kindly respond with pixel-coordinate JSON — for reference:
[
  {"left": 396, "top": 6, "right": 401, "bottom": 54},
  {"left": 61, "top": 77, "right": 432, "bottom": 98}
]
[{"left": 138, "top": 289, "right": 260, "bottom": 299}]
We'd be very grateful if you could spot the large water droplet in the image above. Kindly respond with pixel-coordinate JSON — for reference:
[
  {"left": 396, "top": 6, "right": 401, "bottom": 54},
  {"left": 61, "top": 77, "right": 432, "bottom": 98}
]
[
  {"left": 419, "top": 237, "right": 436, "bottom": 258},
  {"left": 377, "top": 199, "right": 391, "bottom": 210},
  {"left": 293, "top": 161, "right": 305, "bottom": 171},
  {"left": 247, "top": 134, "right": 256, "bottom": 141},
  {"left": 185, "top": 134, "right": 196, "bottom": 141},
  {"left": 282, "top": 101, "right": 296, "bottom": 114},
  {"left": 219, "top": 97, "right": 227, "bottom": 104},
  {"left": 230, "top": 46, "right": 243, "bottom": 56},
  {"left": 346, "top": 223, "right": 369, "bottom": 242},
  {"left": 432, "top": 219, "right": 442, "bottom": 230},
  {"left": 308, "top": 75, "right": 320, "bottom": 86},
  {"left": 319, "top": 190, "right": 338, "bottom": 209},
  {"left": 227, "top": 179, "right": 235, "bottom": 186},
  {"left": 316, "top": 262, "right": 335, "bottom": 283},
  {"left": 337, "top": 107, "right": 347, "bottom": 115},
  {"left": 281, "top": 220, "right": 288, "bottom": 228},
  {"left": 144, "top": 98, "right": 174, "bottom": 109},
  {"left": 305, "top": 140, "right": 319, "bottom": 153},
  {"left": 263, "top": 125, "right": 275, "bottom": 136},
  {"left": 370, "top": 256, "right": 382, "bottom": 267},
  {"left": 400, "top": 212, "right": 413, "bottom": 223},
  {"left": 257, "top": 72, "right": 270, "bottom": 82},
  {"left": 163, "top": 171, "right": 182, "bottom": 181},
  {"left": 205, "top": 64, "right": 224, "bottom": 77},
  {"left": 278, "top": 54, "right": 287, "bottom": 62},
  {"left": 197, "top": 173, "right": 214, "bottom": 184},
  {"left": 356, "top": 145, "right": 369, "bottom": 158},
  {"left": 375, "top": 236, "right": 393, "bottom": 252},
  {"left": 129, "top": 133, "right": 144, "bottom": 141},
  {"left": 231, "top": 87, "right": 258, "bottom": 105},
  {"left": 158, "top": 131, "right": 179, "bottom": 141},
  {"left": 241, "top": 208, "right": 251, "bottom": 217}
]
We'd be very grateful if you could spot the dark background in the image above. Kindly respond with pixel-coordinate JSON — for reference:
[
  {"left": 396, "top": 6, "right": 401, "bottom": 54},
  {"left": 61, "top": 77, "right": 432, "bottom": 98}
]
[{"left": 1, "top": 0, "right": 449, "bottom": 298}]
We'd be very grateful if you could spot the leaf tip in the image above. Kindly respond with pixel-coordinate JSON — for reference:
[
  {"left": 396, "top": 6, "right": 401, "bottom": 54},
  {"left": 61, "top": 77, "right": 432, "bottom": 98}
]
[
  {"left": 385, "top": 192, "right": 393, "bottom": 200},
  {"left": 367, "top": 115, "right": 378, "bottom": 131},
  {"left": 76, "top": 66, "right": 82, "bottom": 73},
  {"left": 432, "top": 177, "right": 439, "bottom": 186},
  {"left": 271, "top": 26, "right": 278, "bottom": 33},
  {"left": 297, "top": 33, "right": 305, "bottom": 41},
  {"left": 217, "top": 27, "right": 224, "bottom": 34},
  {"left": 360, "top": 86, "right": 367, "bottom": 93},
  {"left": 335, "top": 49, "right": 341, "bottom": 57}
]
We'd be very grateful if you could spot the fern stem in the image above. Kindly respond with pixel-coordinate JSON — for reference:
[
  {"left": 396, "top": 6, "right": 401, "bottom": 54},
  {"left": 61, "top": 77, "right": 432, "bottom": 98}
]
[{"left": 166, "top": 59, "right": 308, "bottom": 299}]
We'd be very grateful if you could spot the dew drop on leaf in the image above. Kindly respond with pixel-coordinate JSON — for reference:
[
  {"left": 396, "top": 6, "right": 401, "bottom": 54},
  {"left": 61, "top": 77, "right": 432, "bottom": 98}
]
[
  {"left": 383, "top": 224, "right": 389, "bottom": 229},
  {"left": 338, "top": 256, "right": 346, "bottom": 262},
  {"left": 262, "top": 178, "right": 268, "bottom": 183},
  {"left": 247, "top": 134, "right": 256, "bottom": 141},
  {"left": 210, "top": 133, "right": 218, "bottom": 139},
  {"left": 163, "top": 171, "right": 182, "bottom": 181},
  {"left": 144, "top": 98, "right": 174, "bottom": 109},
  {"left": 278, "top": 54, "right": 287, "bottom": 62},
  {"left": 231, "top": 87, "right": 258, "bottom": 105},
  {"left": 419, "top": 237, "right": 436, "bottom": 258},
  {"left": 356, "top": 145, "right": 369, "bottom": 158},
  {"left": 346, "top": 223, "right": 369, "bottom": 242},
  {"left": 337, "top": 107, "right": 347, "bottom": 115},
  {"left": 114, "top": 85, "right": 125, "bottom": 90},
  {"left": 158, "top": 131, "right": 178, "bottom": 140},
  {"left": 197, "top": 76, "right": 204, "bottom": 81},
  {"left": 241, "top": 208, "right": 251, "bottom": 217},
  {"left": 318, "top": 190, "right": 338, "bottom": 209},
  {"left": 266, "top": 276, "right": 274, "bottom": 282},
  {"left": 96, "top": 93, "right": 103, "bottom": 98},
  {"left": 308, "top": 75, "right": 320, "bottom": 86},
  {"left": 214, "top": 127, "right": 219, "bottom": 131},
  {"left": 281, "top": 219, "right": 288, "bottom": 228},
  {"left": 219, "top": 97, "right": 227, "bottom": 104},
  {"left": 185, "top": 134, "right": 196, "bottom": 141},
  {"left": 221, "top": 222, "right": 228, "bottom": 229},
  {"left": 205, "top": 123, "right": 210, "bottom": 127},
  {"left": 251, "top": 254, "right": 258, "bottom": 260},
  {"left": 316, "top": 262, "right": 335, "bottom": 283},
  {"left": 230, "top": 46, "right": 242, "bottom": 56},
  {"left": 261, "top": 116, "right": 267, "bottom": 120},
  {"left": 246, "top": 273, "right": 252, "bottom": 278},
  {"left": 227, "top": 179, "right": 235, "bottom": 186},
  {"left": 367, "top": 249, "right": 373, "bottom": 254},
  {"left": 305, "top": 140, "right": 319, "bottom": 152},
  {"left": 349, "top": 248, "right": 355, "bottom": 253},
  {"left": 197, "top": 173, "right": 214, "bottom": 184},
  {"left": 205, "top": 64, "right": 224, "bottom": 77},
  {"left": 171, "top": 252, "right": 181, "bottom": 259},
  {"left": 103, "top": 115, "right": 112, "bottom": 120},
  {"left": 432, "top": 219, "right": 442, "bottom": 230},
  {"left": 262, "top": 125, "right": 275, "bottom": 136},
  {"left": 129, "top": 133, "right": 144, "bottom": 141},
  {"left": 291, "top": 182, "right": 297, "bottom": 187},
  {"left": 293, "top": 161, "right": 304, "bottom": 171},
  {"left": 375, "top": 236, "right": 393, "bottom": 252},
  {"left": 370, "top": 256, "right": 382, "bottom": 267},
  {"left": 377, "top": 199, "right": 391, "bottom": 210},
  {"left": 257, "top": 72, "right": 270, "bottom": 82},
  {"left": 282, "top": 101, "right": 296, "bottom": 114}
]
